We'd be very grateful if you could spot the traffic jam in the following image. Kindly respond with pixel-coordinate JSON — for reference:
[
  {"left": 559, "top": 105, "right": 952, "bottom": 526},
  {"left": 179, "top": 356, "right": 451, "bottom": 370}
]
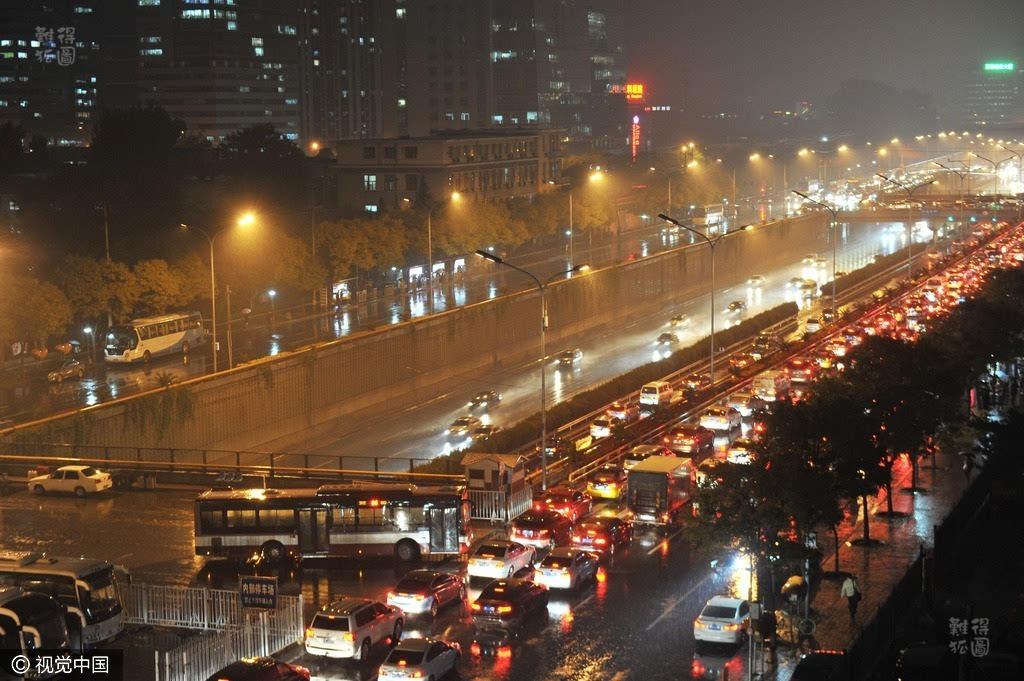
[{"left": 283, "top": 220, "right": 1024, "bottom": 681}]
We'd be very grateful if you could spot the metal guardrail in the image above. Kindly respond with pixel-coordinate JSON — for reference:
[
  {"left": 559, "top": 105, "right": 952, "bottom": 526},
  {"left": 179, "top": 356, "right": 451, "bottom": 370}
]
[
  {"left": 122, "top": 583, "right": 304, "bottom": 681},
  {"left": 0, "top": 452, "right": 463, "bottom": 485},
  {"left": 468, "top": 486, "right": 534, "bottom": 522}
]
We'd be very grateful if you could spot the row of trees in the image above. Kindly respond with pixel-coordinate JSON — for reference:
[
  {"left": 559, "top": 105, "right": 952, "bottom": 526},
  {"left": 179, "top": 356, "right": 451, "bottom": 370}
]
[{"left": 691, "top": 267, "right": 1024, "bottom": 597}]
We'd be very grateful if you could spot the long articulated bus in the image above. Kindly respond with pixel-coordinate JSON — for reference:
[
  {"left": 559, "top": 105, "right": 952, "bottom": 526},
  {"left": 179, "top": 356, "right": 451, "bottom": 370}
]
[
  {"left": 0, "top": 552, "right": 125, "bottom": 647},
  {"left": 194, "top": 484, "right": 473, "bottom": 563},
  {"left": 104, "top": 311, "right": 204, "bottom": 363}
]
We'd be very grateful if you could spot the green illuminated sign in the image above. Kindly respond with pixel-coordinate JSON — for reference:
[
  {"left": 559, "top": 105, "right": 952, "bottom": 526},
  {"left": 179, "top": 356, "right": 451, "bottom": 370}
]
[{"left": 984, "top": 62, "right": 1015, "bottom": 72}]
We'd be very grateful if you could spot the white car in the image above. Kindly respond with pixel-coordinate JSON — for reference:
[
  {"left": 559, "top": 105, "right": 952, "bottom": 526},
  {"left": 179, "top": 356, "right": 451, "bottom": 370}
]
[
  {"left": 694, "top": 596, "right": 751, "bottom": 644},
  {"left": 747, "top": 275, "right": 765, "bottom": 287},
  {"left": 532, "top": 548, "right": 599, "bottom": 591},
  {"left": 305, "top": 598, "right": 404, "bottom": 660},
  {"left": 467, "top": 541, "right": 536, "bottom": 581},
  {"left": 805, "top": 317, "right": 822, "bottom": 333},
  {"left": 29, "top": 465, "right": 112, "bottom": 497},
  {"left": 726, "top": 391, "right": 763, "bottom": 418},
  {"left": 378, "top": 638, "right": 460, "bottom": 681},
  {"left": 448, "top": 415, "right": 482, "bottom": 437},
  {"left": 699, "top": 406, "right": 742, "bottom": 431},
  {"left": 590, "top": 417, "right": 615, "bottom": 439}
]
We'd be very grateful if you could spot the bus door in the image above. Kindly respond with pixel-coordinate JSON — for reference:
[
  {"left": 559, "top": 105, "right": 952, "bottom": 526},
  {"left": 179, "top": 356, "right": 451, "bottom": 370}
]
[
  {"left": 297, "top": 509, "right": 329, "bottom": 555},
  {"left": 428, "top": 506, "right": 458, "bottom": 553}
]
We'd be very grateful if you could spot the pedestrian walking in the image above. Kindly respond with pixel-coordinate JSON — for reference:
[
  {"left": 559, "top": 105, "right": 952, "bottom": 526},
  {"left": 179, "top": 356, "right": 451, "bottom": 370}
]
[{"left": 841, "top": 575, "right": 861, "bottom": 621}]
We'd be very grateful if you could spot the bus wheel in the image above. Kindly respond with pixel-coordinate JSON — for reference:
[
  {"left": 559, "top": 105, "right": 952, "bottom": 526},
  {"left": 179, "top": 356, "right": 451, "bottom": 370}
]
[
  {"left": 143, "top": 350, "right": 151, "bottom": 362},
  {"left": 181, "top": 342, "right": 190, "bottom": 354},
  {"left": 260, "top": 541, "right": 285, "bottom": 565},
  {"left": 394, "top": 539, "right": 420, "bottom": 562}
]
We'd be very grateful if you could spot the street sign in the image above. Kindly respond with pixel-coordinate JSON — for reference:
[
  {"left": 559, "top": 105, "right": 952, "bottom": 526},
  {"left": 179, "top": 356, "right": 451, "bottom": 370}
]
[{"left": 239, "top": 576, "right": 278, "bottom": 609}]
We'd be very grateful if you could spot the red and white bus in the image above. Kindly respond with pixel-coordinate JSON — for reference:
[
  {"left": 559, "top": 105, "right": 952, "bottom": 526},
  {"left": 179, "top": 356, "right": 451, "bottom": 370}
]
[{"left": 194, "top": 483, "right": 472, "bottom": 563}]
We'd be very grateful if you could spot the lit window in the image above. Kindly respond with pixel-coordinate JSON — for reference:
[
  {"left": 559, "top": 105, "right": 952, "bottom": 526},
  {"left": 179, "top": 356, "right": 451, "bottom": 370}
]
[
  {"left": 397, "top": 98, "right": 406, "bottom": 108},
  {"left": 138, "top": 0, "right": 159, "bottom": 5},
  {"left": 227, "top": 21, "right": 236, "bottom": 30},
  {"left": 396, "top": 8, "right": 406, "bottom": 18},
  {"left": 254, "top": 47, "right": 263, "bottom": 56},
  {"left": 363, "top": 174, "right": 377, "bottom": 191},
  {"left": 140, "top": 48, "right": 163, "bottom": 56},
  {"left": 364, "top": 204, "right": 378, "bottom": 213},
  {"left": 251, "top": 37, "right": 263, "bottom": 46},
  {"left": 74, "top": 6, "right": 93, "bottom": 12},
  {"left": 239, "top": 86, "right": 250, "bottom": 93}
]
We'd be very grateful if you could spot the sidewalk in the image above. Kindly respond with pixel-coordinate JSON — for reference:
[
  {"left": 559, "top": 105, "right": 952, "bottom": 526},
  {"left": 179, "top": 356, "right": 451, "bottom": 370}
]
[{"left": 767, "top": 445, "right": 976, "bottom": 679}]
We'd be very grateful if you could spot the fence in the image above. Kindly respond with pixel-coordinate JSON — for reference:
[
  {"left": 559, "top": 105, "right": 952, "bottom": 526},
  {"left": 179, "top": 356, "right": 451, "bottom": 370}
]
[
  {"left": 122, "top": 584, "right": 304, "bottom": 681},
  {"left": 468, "top": 486, "right": 533, "bottom": 522}
]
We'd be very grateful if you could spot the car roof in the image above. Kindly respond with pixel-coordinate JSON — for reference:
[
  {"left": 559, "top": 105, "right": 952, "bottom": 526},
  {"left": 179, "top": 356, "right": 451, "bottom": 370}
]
[
  {"left": 707, "top": 596, "right": 745, "bottom": 608},
  {"left": 320, "top": 597, "right": 373, "bottom": 616},
  {"left": 400, "top": 569, "right": 445, "bottom": 580},
  {"left": 547, "top": 547, "right": 581, "bottom": 558},
  {"left": 57, "top": 465, "right": 93, "bottom": 471},
  {"left": 210, "top": 657, "right": 277, "bottom": 678},
  {"left": 393, "top": 637, "right": 433, "bottom": 652}
]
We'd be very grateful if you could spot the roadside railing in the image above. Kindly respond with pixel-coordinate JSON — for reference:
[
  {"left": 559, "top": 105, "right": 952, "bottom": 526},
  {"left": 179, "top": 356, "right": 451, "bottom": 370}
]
[
  {"left": 122, "top": 583, "right": 304, "bottom": 681},
  {"left": 468, "top": 486, "right": 533, "bottom": 522}
]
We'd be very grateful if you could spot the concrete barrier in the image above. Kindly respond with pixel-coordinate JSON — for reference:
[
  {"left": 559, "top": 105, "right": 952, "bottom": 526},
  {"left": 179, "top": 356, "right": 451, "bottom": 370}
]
[{"left": 3, "top": 213, "right": 833, "bottom": 453}]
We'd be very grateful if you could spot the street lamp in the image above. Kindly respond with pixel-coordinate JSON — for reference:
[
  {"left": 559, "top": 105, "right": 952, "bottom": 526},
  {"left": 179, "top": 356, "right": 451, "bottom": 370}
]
[
  {"left": 83, "top": 326, "right": 95, "bottom": 363},
  {"left": 792, "top": 191, "right": 839, "bottom": 322},
  {"left": 474, "top": 250, "right": 589, "bottom": 491},
  {"left": 181, "top": 211, "right": 257, "bottom": 373},
  {"left": 934, "top": 162, "right": 968, "bottom": 240},
  {"left": 656, "top": 215, "right": 753, "bottom": 386},
  {"left": 876, "top": 174, "right": 937, "bottom": 277},
  {"left": 970, "top": 153, "right": 1007, "bottom": 196},
  {"left": 424, "top": 192, "right": 461, "bottom": 315},
  {"left": 999, "top": 144, "right": 1023, "bottom": 187},
  {"left": 268, "top": 289, "right": 276, "bottom": 313}
]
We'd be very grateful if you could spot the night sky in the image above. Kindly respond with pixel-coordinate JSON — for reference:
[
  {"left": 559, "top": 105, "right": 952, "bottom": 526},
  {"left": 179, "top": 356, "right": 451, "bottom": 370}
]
[{"left": 626, "top": 0, "right": 1024, "bottom": 116}]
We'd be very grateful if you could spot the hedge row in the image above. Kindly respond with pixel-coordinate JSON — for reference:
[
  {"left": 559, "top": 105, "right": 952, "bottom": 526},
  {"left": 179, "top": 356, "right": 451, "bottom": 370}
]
[{"left": 414, "top": 301, "right": 799, "bottom": 474}]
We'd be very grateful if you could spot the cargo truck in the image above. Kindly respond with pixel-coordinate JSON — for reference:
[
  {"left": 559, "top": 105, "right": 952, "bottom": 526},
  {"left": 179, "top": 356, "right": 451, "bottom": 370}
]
[{"left": 627, "top": 456, "right": 693, "bottom": 526}]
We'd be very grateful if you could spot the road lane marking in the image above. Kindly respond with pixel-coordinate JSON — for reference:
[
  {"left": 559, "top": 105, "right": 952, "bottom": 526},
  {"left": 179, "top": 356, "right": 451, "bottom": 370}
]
[
  {"left": 645, "top": 573, "right": 713, "bottom": 632},
  {"left": 646, "top": 526, "right": 684, "bottom": 556}
]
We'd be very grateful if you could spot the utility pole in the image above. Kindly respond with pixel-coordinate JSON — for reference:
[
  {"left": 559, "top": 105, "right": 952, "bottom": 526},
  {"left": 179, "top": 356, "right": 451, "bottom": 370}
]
[
  {"left": 225, "top": 285, "right": 234, "bottom": 370},
  {"left": 101, "top": 202, "right": 112, "bottom": 328}
]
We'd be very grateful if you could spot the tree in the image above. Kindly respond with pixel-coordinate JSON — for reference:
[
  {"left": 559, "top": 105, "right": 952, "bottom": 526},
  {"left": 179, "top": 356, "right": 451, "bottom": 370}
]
[
  {"left": 55, "top": 255, "right": 139, "bottom": 325},
  {"left": 91, "top": 105, "right": 183, "bottom": 174},
  {"left": 133, "top": 259, "right": 184, "bottom": 316},
  {"left": 0, "top": 272, "right": 71, "bottom": 354}
]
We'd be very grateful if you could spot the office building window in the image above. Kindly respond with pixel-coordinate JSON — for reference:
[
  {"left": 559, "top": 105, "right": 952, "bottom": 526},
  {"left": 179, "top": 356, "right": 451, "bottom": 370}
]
[
  {"left": 403, "top": 146, "right": 417, "bottom": 159},
  {"left": 405, "top": 174, "right": 419, "bottom": 191},
  {"left": 362, "top": 174, "right": 377, "bottom": 191},
  {"left": 363, "top": 146, "right": 375, "bottom": 159},
  {"left": 364, "top": 204, "right": 378, "bottom": 213}
]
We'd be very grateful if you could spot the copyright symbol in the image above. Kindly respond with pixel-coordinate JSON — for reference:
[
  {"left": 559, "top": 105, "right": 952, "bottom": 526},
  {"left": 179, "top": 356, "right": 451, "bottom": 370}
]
[{"left": 10, "top": 656, "right": 29, "bottom": 674}]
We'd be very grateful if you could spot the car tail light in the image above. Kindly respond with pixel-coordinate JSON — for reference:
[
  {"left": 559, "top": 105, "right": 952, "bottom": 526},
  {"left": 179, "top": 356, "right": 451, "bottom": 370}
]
[
  {"left": 694, "top": 621, "right": 706, "bottom": 629},
  {"left": 539, "top": 529, "right": 549, "bottom": 536},
  {"left": 471, "top": 602, "right": 482, "bottom": 611},
  {"left": 661, "top": 513, "right": 670, "bottom": 522},
  {"left": 608, "top": 482, "right": 617, "bottom": 488},
  {"left": 413, "top": 594, "right": 425, "bottom": 601},
  {"left": 724, "top": 624, "right": 740, "bottom": 631},
  {"left": 343, "top": 632, "right": 354, "bottom": 642},
  {"left": 412, "top": 673, "right": 423, "bottom": 679},
  {"left": 497, "top": 605, "right": 513, "bottom": 614},
  {"left": 571, "top": 535, "right": 581, "bottom": 542},
  {"left": 595, "top": 538, "right": 607, "bottom": 545},
  {"left": 534, "top": 503, "right": 542, "bottom": 511},
  {"left": 304, "top": 627, "right": 314, "bottom": 639},
  {"left": 663, "top": 437, "right": 671, "bottom": 443},
  {"left": 470, "top": 643, "right": 482, "bottom": 656},
  {"left": 398, "top": 660, "right": 407, "bottom": 667}
]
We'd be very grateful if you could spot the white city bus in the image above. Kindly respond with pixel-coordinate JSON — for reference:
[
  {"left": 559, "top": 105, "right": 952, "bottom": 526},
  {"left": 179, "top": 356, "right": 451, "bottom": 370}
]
[
  {"left": 104, "top": 311, "right": 204, "bottom": 363},
  {"left": 194, "top": 484, "right": 473, "bottom": 564},
  {"left": 0, "top": 552, "right": 125, "bottom": 646}
]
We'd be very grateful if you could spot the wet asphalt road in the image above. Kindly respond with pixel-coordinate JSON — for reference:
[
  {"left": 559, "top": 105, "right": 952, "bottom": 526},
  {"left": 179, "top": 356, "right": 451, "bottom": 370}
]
[{"left": 0, "top": 483, "right": 759, "bottom": 681}]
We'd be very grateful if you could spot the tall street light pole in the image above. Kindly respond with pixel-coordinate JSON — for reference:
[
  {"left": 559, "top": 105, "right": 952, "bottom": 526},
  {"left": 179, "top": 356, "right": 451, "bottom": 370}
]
[
  {"left": 934, "top": 162, "right": 968, "bottom": 240},
  {"left": 876, "top": 174, "right": 937, "bottom": 278},
  {"left": 792, "top": 191, "right": 839, "bottom": 322},
  {"left": 475, "top": 251, "right": 588, "bottom": 491},
  {"left": 999, "top": 144, "right": 1023, "bottom": 188},
  {"left": 971, "top": 153, "right": 1004, "bottom": 196},
  {"left": 182, "top": 211, "right": 256, "bottom": 374},
  {"left": 426, "top": 192, "right": 461, "bottom": 316},
  {"left": 657, "top": 215, "right": 753, "bottom": 386}
]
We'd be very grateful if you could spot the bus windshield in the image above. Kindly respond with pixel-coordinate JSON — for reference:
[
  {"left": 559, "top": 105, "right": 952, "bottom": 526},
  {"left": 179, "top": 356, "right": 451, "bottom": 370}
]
[
  {"left": 79, "top": 569, "right": 122, "bottom": 623},
  {"left": 106, "top": 326, "right": 138, "bottom": 351}
]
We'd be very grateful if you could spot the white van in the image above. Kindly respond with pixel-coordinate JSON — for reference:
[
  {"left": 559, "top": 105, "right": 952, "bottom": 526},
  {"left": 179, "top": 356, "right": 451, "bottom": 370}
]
[
  {"left": 750, "top": 371, "right": 790, "bottom": 402},
  {"left": 640, "top": 381, "right": 678, "bottom": 407}
]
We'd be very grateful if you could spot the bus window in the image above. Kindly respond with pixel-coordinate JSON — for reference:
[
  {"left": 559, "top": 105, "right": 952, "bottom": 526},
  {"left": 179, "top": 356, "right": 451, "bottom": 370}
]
[
  {"left": 225, "top": 509, "right": 256, "bottom": 529},
  {"left": 331, "top": 507, "right": 356, "bottom": 532},
  {"left": 200, "top": 510, "right": 224, "bottom": 532},
  {"left": 258, "top": 509, "right": 294, "bottom": 530},
  {"left": 358, "top": 506, "right": 399, "bottom": 532},
  {"left": 389, "top": 505, "right": 425, "bottom": 532}
]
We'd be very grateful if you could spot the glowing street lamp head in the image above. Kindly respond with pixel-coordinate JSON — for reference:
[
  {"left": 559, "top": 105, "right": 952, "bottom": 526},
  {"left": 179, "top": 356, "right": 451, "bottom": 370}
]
[
  {"left": 837, "top": 145, "right": 848, "bottom": 152},
  {"left": 267, "top": 289, "right": 276, "bottom": 298},
  {"left": 451, "top": 191, "right": 461, "bottom": 200},
  {"left": 237, "top": 212, "right": 256, "bottom": 227},
  {"left": 798, "top": 148, "right": 809, "bottom": 156},
  {"left": 83, "top": 327, "right": 93, "bottom": 335},
  {"left": 589, "top": 171, "right": 603, "bottom": 183},
  {"left": 309, "top": 141, "right": 320, "bottom": 153},
  {"left": 878, "top": 148, "right": 888, "bottom": 156},
  {"left": 687, "top": 160, "right": 698, "bottom": 168},
  {"left": 749, "top": 153, "right": 760, "bottom": 161}
]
